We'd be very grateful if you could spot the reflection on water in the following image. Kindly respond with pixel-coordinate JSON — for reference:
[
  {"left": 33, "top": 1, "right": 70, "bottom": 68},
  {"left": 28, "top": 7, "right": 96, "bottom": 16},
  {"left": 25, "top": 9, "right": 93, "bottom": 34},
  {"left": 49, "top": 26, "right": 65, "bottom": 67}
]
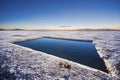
[{"left": 16, "top": 38, "right": 107, "bottom": 72}]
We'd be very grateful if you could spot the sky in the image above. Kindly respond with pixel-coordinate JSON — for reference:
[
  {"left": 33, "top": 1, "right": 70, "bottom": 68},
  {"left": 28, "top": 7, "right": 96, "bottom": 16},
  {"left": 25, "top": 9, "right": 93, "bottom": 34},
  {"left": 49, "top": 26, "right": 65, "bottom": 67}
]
[{"left": 0, "top": 0, "right": 120, "bottom": 29}]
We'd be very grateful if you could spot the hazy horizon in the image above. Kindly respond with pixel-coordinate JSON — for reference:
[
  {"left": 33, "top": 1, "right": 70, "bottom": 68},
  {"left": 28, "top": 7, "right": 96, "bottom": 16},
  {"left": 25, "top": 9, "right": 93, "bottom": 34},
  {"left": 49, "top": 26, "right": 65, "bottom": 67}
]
[{"left": 1, "top": 27, "right": 120, "bottom": 31}]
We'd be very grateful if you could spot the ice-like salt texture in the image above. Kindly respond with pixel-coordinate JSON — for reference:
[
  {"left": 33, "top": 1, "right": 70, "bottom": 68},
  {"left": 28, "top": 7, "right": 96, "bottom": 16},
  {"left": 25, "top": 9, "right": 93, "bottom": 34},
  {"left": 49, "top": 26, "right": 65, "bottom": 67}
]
[
  {"left": 16, "top": 37, "right": 108, "bottom": 72},
  {"left": 0, "top": 31, "right": 120, "bottom": 80}
]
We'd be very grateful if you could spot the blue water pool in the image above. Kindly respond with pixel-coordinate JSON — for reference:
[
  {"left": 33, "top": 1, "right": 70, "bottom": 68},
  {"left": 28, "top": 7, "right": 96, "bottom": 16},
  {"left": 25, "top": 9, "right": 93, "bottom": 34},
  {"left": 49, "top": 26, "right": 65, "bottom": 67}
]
[{"left": 16, "top": 37, "right": 107, "bottom": 72}]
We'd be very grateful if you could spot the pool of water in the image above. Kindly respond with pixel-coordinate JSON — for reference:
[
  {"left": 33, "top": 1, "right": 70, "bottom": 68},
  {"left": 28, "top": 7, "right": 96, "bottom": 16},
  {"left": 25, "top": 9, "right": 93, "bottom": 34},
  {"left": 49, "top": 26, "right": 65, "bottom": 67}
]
[{"left": 16, "top": 37, "right": 107, "bottom": 72}]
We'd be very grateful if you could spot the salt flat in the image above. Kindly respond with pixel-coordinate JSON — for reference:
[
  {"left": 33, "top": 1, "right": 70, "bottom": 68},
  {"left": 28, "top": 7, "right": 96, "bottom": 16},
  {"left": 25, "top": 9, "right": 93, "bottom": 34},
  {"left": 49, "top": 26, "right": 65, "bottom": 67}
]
[{"left": 0, "top": 31, "right": 120, "bottom": 80}]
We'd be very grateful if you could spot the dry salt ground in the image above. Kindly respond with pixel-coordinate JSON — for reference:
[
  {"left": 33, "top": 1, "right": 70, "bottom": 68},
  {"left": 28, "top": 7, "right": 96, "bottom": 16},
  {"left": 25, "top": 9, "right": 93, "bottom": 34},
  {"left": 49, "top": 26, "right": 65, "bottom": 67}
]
[{"left": 0, "top": 31, "right": 120, "bottom": 80}]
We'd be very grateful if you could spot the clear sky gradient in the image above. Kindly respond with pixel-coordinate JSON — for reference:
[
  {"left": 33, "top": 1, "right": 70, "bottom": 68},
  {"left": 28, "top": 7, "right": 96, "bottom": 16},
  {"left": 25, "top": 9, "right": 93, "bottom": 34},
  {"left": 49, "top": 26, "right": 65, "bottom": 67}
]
[{"left": 0, "top": 0, "right": 120, "bottom": 29}]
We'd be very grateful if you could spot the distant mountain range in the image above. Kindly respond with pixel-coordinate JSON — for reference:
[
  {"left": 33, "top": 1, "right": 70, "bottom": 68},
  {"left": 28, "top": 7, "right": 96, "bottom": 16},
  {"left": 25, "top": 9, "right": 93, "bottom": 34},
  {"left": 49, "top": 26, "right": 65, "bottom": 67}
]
[
  {"left": 0, "top": 28, "right": 120, "bottom": 31},
  {"left": 0, "top": 28, "right": 25, "bottom": 31},
  {"left": 75, "top": 29, "right": 120, "bottom": 31},
  {"left": 12, "top": 29, "right": 25, "bottom": 30}
]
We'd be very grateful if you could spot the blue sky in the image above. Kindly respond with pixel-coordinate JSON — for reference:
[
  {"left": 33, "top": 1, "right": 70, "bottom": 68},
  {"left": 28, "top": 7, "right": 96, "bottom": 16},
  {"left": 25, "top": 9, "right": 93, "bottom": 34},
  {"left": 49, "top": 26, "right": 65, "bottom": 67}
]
[{"left": 0, "top": 0, "right": 120, "bottom": 29}]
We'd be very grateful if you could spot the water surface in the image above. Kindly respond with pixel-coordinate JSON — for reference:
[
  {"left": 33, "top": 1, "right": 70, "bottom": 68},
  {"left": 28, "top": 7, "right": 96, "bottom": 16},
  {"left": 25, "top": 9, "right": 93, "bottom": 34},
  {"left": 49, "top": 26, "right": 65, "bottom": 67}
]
[{"left": 16, "top": 38, "right": 107, "bottom": 72}]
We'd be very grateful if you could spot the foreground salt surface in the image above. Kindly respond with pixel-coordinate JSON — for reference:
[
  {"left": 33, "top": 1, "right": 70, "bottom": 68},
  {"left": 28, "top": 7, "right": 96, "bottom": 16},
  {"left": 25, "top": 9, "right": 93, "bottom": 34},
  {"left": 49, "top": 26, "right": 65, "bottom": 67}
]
[{"left": 0, "top": 31, "right": 120, "bottom": 80}]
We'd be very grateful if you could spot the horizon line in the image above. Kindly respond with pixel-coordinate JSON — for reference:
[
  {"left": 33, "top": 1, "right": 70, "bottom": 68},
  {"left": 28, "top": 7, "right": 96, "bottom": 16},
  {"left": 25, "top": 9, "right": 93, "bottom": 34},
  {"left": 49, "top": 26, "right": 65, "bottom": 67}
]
[{"left": 1, "top": 28, "right": 120, "bottom": 31}]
